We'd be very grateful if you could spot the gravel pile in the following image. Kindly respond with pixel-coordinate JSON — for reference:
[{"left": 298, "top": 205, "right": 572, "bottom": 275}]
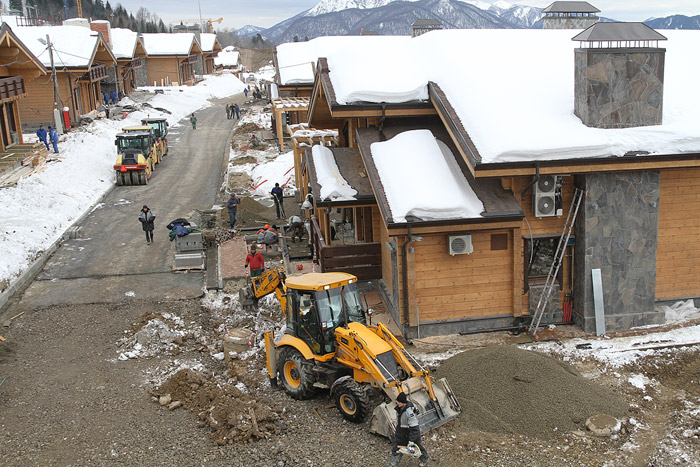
[
  {"left": 435, "top": 345, "right": 629, "bottom": 439},
  {"left": 218, "top": 196, "right": 277, "bottom": 228}
]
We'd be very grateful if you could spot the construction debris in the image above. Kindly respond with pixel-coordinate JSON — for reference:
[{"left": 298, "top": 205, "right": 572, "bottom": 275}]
[{"left": 151, "top": 369, "right": 285, "bottom": 445}]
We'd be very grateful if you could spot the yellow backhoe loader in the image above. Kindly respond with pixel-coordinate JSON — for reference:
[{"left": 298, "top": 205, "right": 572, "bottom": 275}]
[{"left": 240, "top": 269, "right": 461, "bottom": 438}]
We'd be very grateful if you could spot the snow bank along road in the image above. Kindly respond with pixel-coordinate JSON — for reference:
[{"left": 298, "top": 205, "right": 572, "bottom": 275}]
[{"left": 12, "top": 97, "right": 238, "bottom": 310}]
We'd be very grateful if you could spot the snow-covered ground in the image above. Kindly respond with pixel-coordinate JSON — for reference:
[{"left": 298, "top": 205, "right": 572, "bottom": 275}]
[{"left": 0, "top": 71, "right": 245, "bottom": 290}]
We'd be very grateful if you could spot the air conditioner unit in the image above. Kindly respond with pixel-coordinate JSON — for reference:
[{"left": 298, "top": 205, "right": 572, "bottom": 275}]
[
  {"left": 533, "top": 175, "right": 563, "bottom": 217},
  {"left": 448, "top": 235, "right": 473, "bottom": 256}
]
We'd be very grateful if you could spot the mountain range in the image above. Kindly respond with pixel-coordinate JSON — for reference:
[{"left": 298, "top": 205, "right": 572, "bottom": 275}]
[{"left": 239, "top": 0, "right": 699, "bottom": 44}]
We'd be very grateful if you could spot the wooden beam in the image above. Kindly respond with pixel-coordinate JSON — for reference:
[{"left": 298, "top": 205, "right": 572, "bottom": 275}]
[
  {"left": 332, "top": 108, "right": 437, "bottom": 118},
  {"left": 275, "top": 108, "right": 284, "bottom": 151},
  {"left": 388, "top": 220, "right": 522, "bottom": 236},
  {"left": 406, "top": 243, "right": 417, "bottom": 326}
]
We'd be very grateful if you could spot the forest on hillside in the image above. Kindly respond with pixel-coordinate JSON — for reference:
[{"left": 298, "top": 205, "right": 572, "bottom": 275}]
[{"left": 8, "top": 0, "right": 167, "bottom": 33}]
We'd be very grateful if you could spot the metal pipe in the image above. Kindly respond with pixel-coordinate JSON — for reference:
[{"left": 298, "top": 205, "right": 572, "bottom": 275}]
[
  {"left": 401, "top": 225, "right": 414, "bottom": 326},
  {"left": 520, "top": 162, "right": 540, "bottom": 201}
]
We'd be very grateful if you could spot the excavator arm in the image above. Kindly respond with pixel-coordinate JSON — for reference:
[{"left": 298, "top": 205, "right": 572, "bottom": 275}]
[{"left": 239, "top": 268, "right": 287, "bottom": 312}]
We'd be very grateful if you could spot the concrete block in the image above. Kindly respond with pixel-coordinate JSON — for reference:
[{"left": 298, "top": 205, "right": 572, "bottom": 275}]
[{"left": 174, "top": 252, "right": 204, "bottom": 269}]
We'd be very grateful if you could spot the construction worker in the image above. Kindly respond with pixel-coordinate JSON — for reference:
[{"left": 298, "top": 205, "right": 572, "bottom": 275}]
[
  {"left": 138, "top": 205, "right": 156, "bottom": 244},
  {"left": 226, "top": 192, "right": 240, "bottom": 230},
  {"left": 288, "top": 215, "right": 304, "bottom": 243},
  {"left": 190, "top": 113, "right": 197, "bottom": 129},
  {"left": 36, "top": 125, "right": 49, "bottom": 151},
  {"left": 48, "top": 126, "right": 59, "bottom": 154},
  {"left": 244, "top": 244, "right": 265, "bottom": 277},
  {"left": 389, "top": 392, "right": 430, "bottom": 466},
  {"left": 271, "top": 183, "right": 284, "bottom": 219}
]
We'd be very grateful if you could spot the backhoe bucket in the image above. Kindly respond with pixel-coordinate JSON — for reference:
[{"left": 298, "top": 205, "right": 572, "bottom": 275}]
[
  {"left": 238, "top": 286, "right": 257, "bottom": 310},
  {"left": 369, "top": 377, "right": 461, "bottom": 439}
]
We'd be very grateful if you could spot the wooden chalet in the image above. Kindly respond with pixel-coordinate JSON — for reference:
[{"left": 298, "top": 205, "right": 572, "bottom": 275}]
[
  {"left": 214, "top": 46, "right": 241, "bottom": 75},
  {"left": 0, "top": 23, "right": 46, "bottom": 151},
  {"left": 12, "top": 22, "right": 116, "bottom": 127},
  {"left": 298, "top": 27, "right": 700, "bottom": 338},
  {"left": 199, "top": 33, "right": 222, "bottom": 75},
  {"left": 141, "top": 33, "right": 202, "bottom": 86},
  {"left": 110, "top": 27, "right": 147, "bottom": 95}
]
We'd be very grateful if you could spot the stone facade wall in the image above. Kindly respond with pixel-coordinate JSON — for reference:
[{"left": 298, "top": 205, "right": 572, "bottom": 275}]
[
  {"left": 528, "top": 283, "right": 562, "bottom": 324},
  {"left": 543, "top": 17, "right": 598, "bottom": 29},
  {"left": 573, "top": 171, "right": 665, "bottom": 333},
  {"left": 194, "top": 56, "right": 204, "bottom": 76},
  {"left": 574, "top": 48, "right": 665, "bottom": 128},
  {"left": 134, "top": 63, "right": 148, "bottom": 87}
]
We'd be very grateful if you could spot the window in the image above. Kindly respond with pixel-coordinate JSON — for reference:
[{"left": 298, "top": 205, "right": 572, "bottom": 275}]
[{"left": 524, "top": 236, "right": 563, "bottom": 292}]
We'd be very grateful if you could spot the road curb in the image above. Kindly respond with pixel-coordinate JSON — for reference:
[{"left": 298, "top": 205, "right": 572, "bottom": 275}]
[{"left": 0, "top": 184, "right": 116, "bottom": 314}]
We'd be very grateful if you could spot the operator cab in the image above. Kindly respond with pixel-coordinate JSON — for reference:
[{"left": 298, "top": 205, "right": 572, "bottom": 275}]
[
  {"left": 141, "top": 118, "right": 168, "bottom": 138},
  {"left": 285, "top": 273, "right": 366, "bottom": 355},
  {"left": 115, "top": 131, "right": 151, "bottom": 152}
]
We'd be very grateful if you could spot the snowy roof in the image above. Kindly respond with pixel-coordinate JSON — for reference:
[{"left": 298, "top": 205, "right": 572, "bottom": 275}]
[
  {"left": 214, "top": 48, "right": 240, "bottom": 67},
  {"left": 200, "top": 33, "right": 218, "bottom": 52},
  {"left": 10, "top": 24, "right": 104, "bottom": 69},
  {"left": 110, "top": 28, "right": 141, "bottom": 59},
  {"left": 142, "top": 33, "right": 199, "bottom": 56},
  {"left": 311, "top": 145, "right": 357, "bottom": 201},
  {"left": 275, "top": 36, "right": 412, "bottom": 86},
  {"left": 543, "top": 2, "right": 600, "bottom": 13},
  {"left": 370, "top": 130, "right": 483, "bottom": 222},
  {"left": 315, "top": 29, "right": 700, "bottom": 164},
  {"left": 572, "top": 23, "right": 667, "bottom": 42}
]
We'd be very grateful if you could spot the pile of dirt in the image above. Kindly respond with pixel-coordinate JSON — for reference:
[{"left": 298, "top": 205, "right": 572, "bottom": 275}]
[
  {"left": 152, "top": 369, "right": 285, "bottom": 445},
  {"left": 233, "top": 123, "right": 262, "bottom": 136},
  {"left": 434, "top": 345, "right": 629, "bottom": 439},
  {"left": 217, "top": 196, "right": 278, "bottom": 229},
  {"left": 231, "top": 156, "right": 257, "bottom": 166}
]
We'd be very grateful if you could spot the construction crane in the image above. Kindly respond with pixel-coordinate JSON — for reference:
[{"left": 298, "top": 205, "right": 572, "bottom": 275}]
[
  {"left": 63, "top": 0, "right": 83, "bottom": 18},
  {"left": 177, "top": 17, "right": 223, "bottom": 33}
]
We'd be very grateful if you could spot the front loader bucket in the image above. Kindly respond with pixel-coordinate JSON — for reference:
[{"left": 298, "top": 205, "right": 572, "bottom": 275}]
[{"left": 369, "top": 377, "right": 461, "bottom": 439}]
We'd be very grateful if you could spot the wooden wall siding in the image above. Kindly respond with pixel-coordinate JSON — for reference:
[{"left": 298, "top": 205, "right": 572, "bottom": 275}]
[
  {"left": 656, "top": 168, "right": 700, "bottom": 299},
  {"left": 509, "top": 175, "right": 575, "bottom": 314},
  {"left": 19, "top": 73, "right": 73, "bottom": 125},
  {"left": 372, "top": 206, "right": 381, "bottom": 243},
  {"left": 146, "top": 57, "right": 179, "bottom": 86},
  {"left": 413, "top": 231, "right": 514, "bottom": 322}
]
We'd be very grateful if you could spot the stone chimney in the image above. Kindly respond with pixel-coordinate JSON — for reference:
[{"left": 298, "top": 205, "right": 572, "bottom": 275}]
[
  {"left": 572, "top": 23, "right": 667, "bottom": 129},
  {"left": 90, "top": 20, "right": 112, "bottom": 47},
  {"left": 543, "top": 1, "right": 599, "bottom": 29}
]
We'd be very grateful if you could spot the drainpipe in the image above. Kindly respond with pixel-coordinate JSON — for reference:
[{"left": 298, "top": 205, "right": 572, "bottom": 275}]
[{"left": 401, "top": 225, "right": 418, "bottom": 325}]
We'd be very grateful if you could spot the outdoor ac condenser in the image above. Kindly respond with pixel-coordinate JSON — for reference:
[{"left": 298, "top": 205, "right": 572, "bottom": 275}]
[
  {"left": 448, "top": 235, "right": 473, "bottom": 256},
  {"left": 533, "top": 175, "right": 562, "bottom": 217}
]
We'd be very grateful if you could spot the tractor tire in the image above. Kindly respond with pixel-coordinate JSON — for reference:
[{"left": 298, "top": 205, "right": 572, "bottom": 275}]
[
  {"left": 139, "top": 170, "right": 148, "bottom": 185},
  {"left": 116, "top": 172, "right": 123, "bottom": 186},
  {"left": 123, "top": 171, "right": 132, "bottom": 186},
  {"left": 333, "top": 379, "right": 370, "bottom": 423},
  {"left": 278, "top": 347, "right": 316, "bottom": 400}
]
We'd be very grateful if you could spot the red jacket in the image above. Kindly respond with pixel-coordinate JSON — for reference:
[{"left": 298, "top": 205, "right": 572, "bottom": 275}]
[{"left": 245, "top": 251, "right": 265, "bottom": 270}]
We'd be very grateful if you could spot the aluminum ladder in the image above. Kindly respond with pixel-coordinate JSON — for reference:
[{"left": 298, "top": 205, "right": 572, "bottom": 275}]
[{"left": 529, "top": 187, "right": 585, "bottom": 339}]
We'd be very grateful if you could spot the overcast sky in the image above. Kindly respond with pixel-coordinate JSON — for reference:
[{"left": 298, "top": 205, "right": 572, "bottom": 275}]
[{"left": 112, "top": 0, "right": 700, "bottom": 31}]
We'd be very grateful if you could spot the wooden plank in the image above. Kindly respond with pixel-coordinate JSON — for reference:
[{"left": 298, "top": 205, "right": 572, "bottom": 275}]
[
  {"left": 320, "top": 243, "right": 380, "bottom": 257},
  {"left": 323, "top": 265, "right": 381, "bottom": 280},
  {"left": 321, "top": 254, "right": 381, "bottom": 268}
]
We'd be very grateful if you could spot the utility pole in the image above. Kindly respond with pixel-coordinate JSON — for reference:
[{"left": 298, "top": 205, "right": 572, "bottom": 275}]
[
  {"left": 46, "top": 35, "right": 64, "bottom": 134},
  {"left": 197, "top": 0, "right": 203, "bottom": 33},
  {"left": 46, "top": 35, "right": 61, "bottom": 107}
]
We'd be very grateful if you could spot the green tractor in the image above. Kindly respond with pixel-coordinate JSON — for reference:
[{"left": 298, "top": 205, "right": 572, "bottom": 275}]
[{"left": 113, "top": 130, "right": 156, "bottom": 186}]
